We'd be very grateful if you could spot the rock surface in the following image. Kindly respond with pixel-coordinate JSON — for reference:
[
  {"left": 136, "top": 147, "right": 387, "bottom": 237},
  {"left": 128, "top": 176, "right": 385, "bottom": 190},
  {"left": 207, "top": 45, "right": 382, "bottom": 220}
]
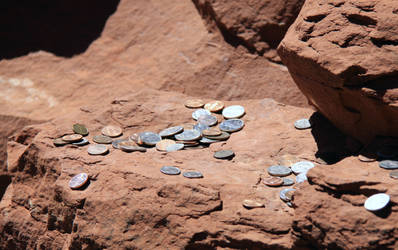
[{"left": 278, "top": 0, "right": 398, "bottom": 144}]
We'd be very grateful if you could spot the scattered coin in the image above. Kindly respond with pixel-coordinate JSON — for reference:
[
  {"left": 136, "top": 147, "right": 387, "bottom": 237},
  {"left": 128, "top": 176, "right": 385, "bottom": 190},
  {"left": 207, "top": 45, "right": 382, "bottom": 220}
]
[
  {"left": 62, "top": 134, "right": 83, "bottom": 143},
  {"left": 166, "top": 143, "right": 185, "bottom": 152},
  {"left": 120, "top": 141, "right": 147, "bottom": 152},
  {"left": 183, "top": 171, "right": 203, "bottom": 179},
  {"left": 282, "top": 178, "right": 295, "bottom": 186},
  {"left": 214, "top": 150, "right": 235, "bottom": 159},
  {"left": 93, "top": 135, "right": 113, "bottom": 144},
  {"left": 53, "top": 138, "right": 69, "bottom": 146},
  {"left": 204, "top": 131, "right": 230, "bottom": 141},
  {"left": 200, "top": 137, "right": 219, "bottom": 144},
  {"left": 193, "top": 123, "right": 209, "bottom": 132},
  {"left": 364, "top": 193, "right": 390, "bottom": 211},
  {"left": 202, "top": 128, "right": 222, "bottom": 137},
  {"left": 296, "top": 173, "right": 308, "bottom": 183},
  {"left": 73, "top": 124, "right": 89, "bottom": 136},
  {"left": 222, "top": 105, "right": 245, "bottom": 119},
  {"left": 185, "top": 99, "right": 205, "bottom": 109},
  {"left": 242, "top": 199, "right": 264, "bottom": 209},
  {"left": 102, "top": 125, "right": 123, "bottom": 138},
  {"left": 280, "top": 188, "right": 296, "bottom": 202},
  {"left": 379, "top": 160, "right": 398, "bottom": 170},
  {"left": 198, "top": 114, "right": 218, "bottom": 126},
  {"left": 112, "top": 138, "right": 129, "bottom": 149},
  {"left": 159, "top": 126, "right": 184, "bottom": 137},
  {"left": 204, "top": 101, "right": 224, "bottom": 113},
  {"left": 175, "top": 129, "right": 201, "bottom": 141},
  {"left": 278, "top": 154, "right": 300, "bottom": 167},
  {"left": 291, "top": 161, "right": 315, "bottom": 175},
  {"left": 377, "top": 147, "right": 397, "bottom": 159},
  {"left": 156, "top": 139, "right": 176, "bottom": 151},
  {"left": 294, "top": 119, "right": 311, "bottom": 130},
  {"left": 182, "top": 123, "right": 196, "bottom": 130},
  {"left": 139, "top": 132, "right": 161, "bottom": 146},
  {"left": 263, "top": 176, "right": 284, "bottom": 187},
  {"left": 69, "top": 173, "right": 89, "bottom": 190},
  {"left": 219, "top": 119, "right": 244, "bottom": 133},
  {"left": 389, "top": 171, "right": 398, "bottom": 179},
  {"left": 72, "top": 138, "right": 89, "bottom": 146},
  {"left": 358, "top": 154, "right": 377, "bottom": 162},
  {"left": 192, "top": 109, "right": 211, "bottom": 120},
  {"left": 129, "top": 133, "right": 140, "bottom": 143},
  {"left": 87, "top": 144, "right": 109, "bottom": 155},
  {"left": 267, "top": 165, "right": 292, "bottom": 177},
  {"left": 160, "top": 166, "right": 181, "bottom": 175}
]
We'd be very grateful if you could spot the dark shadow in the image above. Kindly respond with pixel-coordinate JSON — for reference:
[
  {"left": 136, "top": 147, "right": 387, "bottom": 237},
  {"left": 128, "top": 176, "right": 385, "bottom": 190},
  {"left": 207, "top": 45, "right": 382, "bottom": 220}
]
[
  {"left": 0, "top": 175, "right": 12, "bottom": 201},
  {"left": 372, "top": 203, "right": 392, "bottom": 218},
  {"left": 0, "top": 0, "right": 120, "bottom": 59}
]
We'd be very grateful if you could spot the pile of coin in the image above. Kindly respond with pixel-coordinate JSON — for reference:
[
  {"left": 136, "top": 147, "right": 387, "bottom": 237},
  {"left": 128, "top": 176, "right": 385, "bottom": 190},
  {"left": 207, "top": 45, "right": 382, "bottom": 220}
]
[{"left": 53, "top": 124, "right": 90, "bottom": 147}]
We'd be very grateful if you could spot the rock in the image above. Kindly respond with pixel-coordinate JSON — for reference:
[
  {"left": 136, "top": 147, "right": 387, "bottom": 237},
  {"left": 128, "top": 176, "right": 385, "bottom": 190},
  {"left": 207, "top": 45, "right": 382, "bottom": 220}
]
[{"left": 278, "top": 0, "right": 398, "bottom": 144}]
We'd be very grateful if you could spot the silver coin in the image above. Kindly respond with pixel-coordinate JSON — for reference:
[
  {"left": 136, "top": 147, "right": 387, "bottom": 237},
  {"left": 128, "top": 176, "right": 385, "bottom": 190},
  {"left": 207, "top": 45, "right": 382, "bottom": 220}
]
[
  {"left": 175, "top": 129, "right": 201, "bottom": 141},
  {"left": 193, "top": 123, "right": 209, "bottom": 132},
  {"left": 364, "top": 193, "right": 390, "bottom": 211},
  {"left": 183, "top": 171, "right": 203, "bottom": 178},
  {"left": 160, "top": 166, "right": 181, "bottom": 175},
  {"left": 296, "top": 173, "right": 308, "bottom": 183},
  {"left": 87, "top": 144, "right": 109, "bottom": 155},
  {"left": 214, "top": 150, "right": 235, "bottom": 159},
  {"left": 166, "top": 143, "right": 185, "bottom": 152},
  {"left": 200, "top": 137, "right": 219, "bottom": 144},
  {"left": 294, "top": 119, "right": 311, "bottom": 129},
  {"left": 159, "top": 126, "right": 184, "bottom": 137},
  {"left": 120, "top": 145, "right": 147, "bottom": 152},
  {"left": 280, "top": 188, "right": 295, "bottom": 202},
  {"left": 192, "top": 109, "right": 211, "bottom": 120},
  {"left": 222, "top": 105, "right": 245, "bottom": 119},
  {"left": 197, "top": 114, "right": 218, "bottom": 126},
  {"left": 282, "top": 178, "right": 295, "bottom": 186},
  {"left": 112, "top": 138, "right": 129, "bottom": 149},
  {"left": 219, "top": 119, "right": 244, "bottom": 133},
  {"left": 379, "top": 160, "right": 398, "bottom": 169},
  {"left": 291, "top": 161, "right": 315, "bottom": 175},
  {"left": 72, "top": 138, "right": 89, "bottom": 146},
  {"left": 139, "top": 132, "right": 161, "bottom": 146},
  {"left": 267, "top": 165, "right": 292, "bottom": 177},
  {"left": 69, "top": 173, "right": 89, "bottom": 189}
]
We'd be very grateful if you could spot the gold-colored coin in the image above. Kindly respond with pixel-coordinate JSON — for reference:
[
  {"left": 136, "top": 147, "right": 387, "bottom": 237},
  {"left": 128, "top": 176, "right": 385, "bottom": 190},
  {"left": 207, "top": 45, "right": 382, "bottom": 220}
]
[
  {"left": 156, "top": 139, "right": 176, "bottom": 151},
  {"left": 358, "top": 154, "right": 376, "bottom": 162},
  {"left": 277, "top": 154, "right": 300, "bottom": 167},
  {"left": 102, "top": 125, "right": 123, "bottom": 138},
  {"left": 204, "top": 100, "right": 224, "bottom": 112},
  {"left": 62, "top": 134, "right": 83, "bottom": 142},
  {"left": 184, "top": 99, "right": 204, "bottom": 109},
  {"left": 119, "top": 141, "right": 137, "bottom": 147},
  {"left": 242, "top": 199, "right": 264, "bottom": 209},
  {"left": 202, "top": 128, "right": 222, "bottom": 137}
]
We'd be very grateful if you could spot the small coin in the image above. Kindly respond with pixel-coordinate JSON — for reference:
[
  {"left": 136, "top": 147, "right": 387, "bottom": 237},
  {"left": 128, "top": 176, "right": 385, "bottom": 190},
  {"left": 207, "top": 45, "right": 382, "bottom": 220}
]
[
  {"left": 204, "top": 131, "right": 230, "bottom": 141},
  {"left": 129, "top": 133, "right": 140, "bottom": 143},
  {"left": 291, "top": 161, "right": 315, "bottom": 175},
  {"left": 263, "top": 176, "right": 284, "bottom": 187},
  {"left": 294, "top": 119, "right": 311, "bottom": 129},
  {"left": 214, "top": 150, "right": 235, "bottom": 159},
  {"left": 200, "top": 137, "right": 219, "bottom": 144},
  {"left": 112, "top": 138, "right": 129, "bottom": 149},
  {"left": 181, "top": 123, "right": 196, "bottom": 130},
  {"left": 278, "top": 154, "right": 300, "bottom": 167},
  {"left": 389, "top": 171, "right": 398, "bottom": 179},
  {"left": 176, "top": 140, "right": 199, "bottom": 146},
  {"left": 139, "top": 132, "right": 161, "bottom": 146},
  {"left": 193, "top": 123, "right": 209, "bottom": 132},
  {"left": 296, "top": 173, "right": 308, "bottom": 183},
  {"left": 69, "top": 173, "right": 89, "bottom": 190},
  {"left": 202, "top": 128, "right": 222, "bottom": 137},
  {"left": 119, "top": 141, "right": 147, "bottom": 152},
  {"left": 358, "top": 154, "right": 377, "bottom": 162},
  {"left": 160, "top": 166, "right": 181, "bottom": 175},
  {"left": 166, "top": 143, "right": 185, "bottom": 152},
  {"left": 102, "top": 125, "right": 123, "bottom": 138},
  {"left": 175, "top": 129, "right": 201, "bottom": 141},
  {"left": 242, "top": 199, "right": 264, "bottom": 209},
  {"left": 159, "top": 126, "right": 184, "bottom": 137},
  {"left": 62, "top": 134, "right": 83, "bottom": 142},
  {"left": 72, "top": 138, "right": 89, "bottom": 146},
  {"left": 267, "top": 165, "right": 292, "bottom": 177},
  {"left": 280, "top": 188, "right": 296, "bottom": 202},
  {"left": 222, "top": 105, "right": 245, "bottom": 119},
  {"left": 204, "top": 101, "right": 224, "bottom": 113},
  {"left": 364, "top": 193, "right": 390, "bottom": 211},
  {"left": 93, "top": 135, "right": 113, "bottom": 144},
  {"left": 156, "top": 139, "right": 176, "bottom": 151},
  {"left": 185, "top": 99, "right": 205, "bottom": 109},
  {"left": 219, "top": 119, "right": 244, "bottom": 133},
  {"left": 282, "top": 178, "right": 295, "bottom": 186},
  {"left": 53, "top": 138, "right": 69, "bottom": 146},
  {"left": 379, "top": 160, "right": 398, "bottom": 170},
  {"left": 198, "top": 114, "right": 218, "bottom": 126},
  {"left": 377, "top": 147, "right": 397, "bottom": 159},
  {"left": 192, "top": 109, "right": 211, "bottom": 120},
  {"left": 73, "top": 124, "right": 89, "bottom": 136},
  {"left": 87, "top": 144, "right": 109, "bottom": 155},
  {"left": 183, "top": 171, "right": 203, "bottom": 179}
]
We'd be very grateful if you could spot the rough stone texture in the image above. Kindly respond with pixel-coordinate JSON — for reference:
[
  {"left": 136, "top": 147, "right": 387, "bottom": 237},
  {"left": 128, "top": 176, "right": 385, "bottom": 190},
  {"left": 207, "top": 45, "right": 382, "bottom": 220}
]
[{"left": 278, "top": 0, "right": 398, "bottom": 144}]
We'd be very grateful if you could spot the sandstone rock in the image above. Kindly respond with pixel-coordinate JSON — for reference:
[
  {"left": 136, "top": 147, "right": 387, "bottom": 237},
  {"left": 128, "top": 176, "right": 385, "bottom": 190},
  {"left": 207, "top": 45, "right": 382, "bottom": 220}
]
[{"left": 278, "top": 0, "right": 398, "bottom": 144}]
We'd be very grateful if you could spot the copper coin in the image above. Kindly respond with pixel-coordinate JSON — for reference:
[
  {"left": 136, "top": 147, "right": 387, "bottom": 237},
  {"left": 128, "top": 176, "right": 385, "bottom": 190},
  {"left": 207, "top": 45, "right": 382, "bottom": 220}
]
[
  {"left": 93, "top": 135, "right": 112, "bottom": 144},
  {"left": 242, "top": 199, "right": 264, "bottom": 209},
  {"left": 263, "top": 176, "right": 283, "bottom": 187},
  {"left": 202, "top": 128, "right": 222, "bottom": 137},
  {"left": 69, "top": 173, "right": 89, "bottom": 190},
  {"left": 73, "top": 124, "right": 89, "bottom": 136},
  {"left": 204, "top": 131, "right": 230, "bottom": 141},
  {"left": 358, "top": 154, "right": 376, "bottom": 162},
  {"left": 204, "top": 101, "right": 224, "bottom": 113},
  {"left": 62, "top": 134, "right": 83, "bottom": 142},
  {"left": 156, "top": 139, "right": 176, "bottom": 151},
  {"left": 185, "top": 99, "right": 204, "bottom": 109},
  {"left": 101, "top": 125, "right": 123, "bottom": 138},
  {"left": 54, "top": 138, "right": 69, "bottom": 146}
]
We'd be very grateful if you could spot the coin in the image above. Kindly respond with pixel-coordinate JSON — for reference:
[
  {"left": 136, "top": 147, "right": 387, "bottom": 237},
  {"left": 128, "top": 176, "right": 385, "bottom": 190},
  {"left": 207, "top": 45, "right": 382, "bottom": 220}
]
[
  {"left": 129, "top": 133, "right": 140, "bottom": 143},
  {"left": 193, "top": 123, "right": 209, "bottom": 132},
  {"left": 93, "top": 135, "right": 112, "bottom": 144},
  {"left": 139, "top": 132, "right": 161, "bottom": 146},
  {"left": 389, "top": 171, "right": 398, "bottom": 179},
  {"left": 267, "top": 165, "right": 292, "bottom": 177},
  {"left": 112, "top": 138, "right": 129, "bottom": 149},
  {"left": 291, "top": 161, "right": 315, "bottom": 175},
  {"left": 202, "top": 128, "right": 222, "bottom": 137},
  {"left": 183, "top": 171, "right": 203, "bottom": 178},
  {"left": 364, "top": 193, "right": 390, "bottom": 211},
  {"left": 214, "top": 150, "right": 235, "bottom": 159},
  {"left": 192, "top": 109, "right": 211, "bottom": 120},
  {"left": 159, "top": 126, "right": 184, "bottom": 137},
  {"left": 294, "top": 119, "right": 311, "bottom": 129},
  {"left": 72, "top": 138, "right": 89, "bottom": 146},
  {"left": 197, "top": 114, "right": 218, "bottom": 126},
  {"left": 222, "top": 105, "right": 245, "bottom": 119},
  {"left": 242, "top": 199, "right": 264, "bottom": 209},
  {"left": 379, "top": 160, "right": 398, "bottom": 170},
  {"left": 73, "top": 124, "right": 89, "bottom": 136},
  {"left": 204, "top": 101, "right": 224, "bottom": 112},
  {"left": 182, "top": 123, "right": 196, "bottom": 130},
  {"left": 156, "top": 139, "right": 176, "bottom": 151},
  {"left": 53, "top": 138, "right": 69, "bottom": 146},
  {"left": 200, "top": 137, "right": 219, "bottom": 144},
  {"left": 278, "top": 154, "right": 300, "bottom": 167},
  {"left": 204, "top": 132, "right": 230, "bottom": 141},
  {"left": 87, "top": 144, "right": 109, "bottom": 155},
  {"left": 69, "top": 173, "right": 89, "bottom": 190},
  {"left": 296, "top": 173, "right": 308, "bottom": 183},
  {"left": 119, "top": 141, "right": 147, "bottom": 152},
  {"left": 175, "top": 129, "right": 201, "bottom": 141},
  {"left": 160, "top": 166, "right": 181, "bottom": 175},
  {"left": 377, "top": 147, "right": 397, "bottom": 159},
  {"left": 280, "top": 188, "right": 296, "bottom": 202},
  {"left": 166, "top": 143, "right": 185, "bottom": 152},
  {"left": 219, "top": 119, "right": 244, "bottom": 133},
  {"left": 185, "top": 99, "right": 204, "bottom": 109},
  {"left": 263, "top": 176, "right": 283, "bottom": 187},
  {"left": 282, "top": 178, "right": 295, "bottom": 186},
  {"left": 102, "top": 125, "right": 123, "bottom": 138},
  {"left": 62, "top": 134, "right": 83, "bottom": 142},
  {"left": 358, "top": 154, "right": 377, "bottom": 162}
]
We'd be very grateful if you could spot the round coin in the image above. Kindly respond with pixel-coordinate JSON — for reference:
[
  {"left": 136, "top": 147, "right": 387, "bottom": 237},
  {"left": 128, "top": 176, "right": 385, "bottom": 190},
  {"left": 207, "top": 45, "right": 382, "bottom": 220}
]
[
  {"left": 102, "top": 125, "right": 123, "bottom": 138},
  {"left": 389, "top": 171, "right": 398, "bottom": 179},
  {"left": 379, "top": 160, "right": 398, "bottom": 170},
  {"left": 204, "top": 101, "right": 224, "bottom": 113},
  {"left": 159, "top": 126, "right": 184, "bottom": 138},
  {"left": 185, "top": 99, "right": 205, "bottom": 109},
  {"left": 62, "top": 134, "right": 83, "bottom": 143},
  {"left": 219, "top": 119, "right": 244, "bottom": 133},
  {"left": 263, "top": 176, "right": 283, "bottom": 187},
  {"left": 72, "top": 138, "right": 89, "bottom": 146},
  {"left": 73, "top": 124, "right": 89, "bottom": 136},
  {"left": 204, "top": 131, "right": 230, "bottom": 141},
  {"left": 166, "top": 143, "right": 185, "bottom": 152},
  {"left": 202, "top": 128, "right": 222, "bottom": 137},
  {"left": 242, "top": 199, "right": 264, "bottom": 209},
  {"left": 291, "top": 161, "right": 315, "bottom": 175},
  {"left": 53, "top": 138, "right": 69, "bottom": 146},
  {"left": 364, "top": 193, "right": 390, "bottom": 211},
  {"left": 282, "top": 178, "right": 295, "bottom": 186},
  {"left": 294, "top": 119, "right": 311, "bottom": 130},
  {"left": 129, "top": 133, "right": 140, "bottom": 143},
  {"left": 296, "top": 173, "right": 308, "bottom": 183},
  {"left": 192, "top": 109, "right": 211, "bottom": 120},
  {"left": 198, "top": 114, "right": 218, "bottom": 126},
  {"left": 267, "top": 165, "right": 292, "bottom": 177},
  {"left": 69, "top": 173, "right": 89, "bottom": 190},
  {"left": 156, "top": 139, "right": 176, "bottom": 151},
  {"left": 112, "top": 138, "right": 129, "bottom": 149},
  {"left": 200, "top": 137, "right": 219, "bottom": 144},
  {"left": 358, "top": 154, "right": 377, "bottom": 162},
  {"left": 222, "top": 105, "right": 245, "bottom": 119},
  {"left": 175, "top": 129, "right": 201, "bottom": 141},
  {"left": 193, "top": 123, "right": 209, "bottom": 132},
  {"left": 181, "top": 123, "right": 195, "bottom": 130},
  {"left": 87, "top": 144, "right": 109, "bottom": 155},
  {"left": 214, "top": 150, "right": 235, "bottom": 159},
  {"left": 183, "top": 171, "right": 203, "bottom": 179},
  {"left": 93, "top": 135, "right": 112, "bottom": 144},
  {"left": 160, "top": 166, "right": 181, "bottom": 175},
  {"left": 280, "top": 188, "right": 296, "bottom": 202},
  {"left": 139, "top": 132, "right": 161, "bottom": 146},
  {"left": 120, "top": 142, "right": 147, "bottom": 152}
]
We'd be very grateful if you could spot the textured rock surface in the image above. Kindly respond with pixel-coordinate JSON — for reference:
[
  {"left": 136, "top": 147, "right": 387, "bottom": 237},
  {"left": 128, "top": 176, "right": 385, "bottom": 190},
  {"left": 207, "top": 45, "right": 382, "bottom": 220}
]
[{"left": 278, "top": 0, "right": 398, "bottom": 144}]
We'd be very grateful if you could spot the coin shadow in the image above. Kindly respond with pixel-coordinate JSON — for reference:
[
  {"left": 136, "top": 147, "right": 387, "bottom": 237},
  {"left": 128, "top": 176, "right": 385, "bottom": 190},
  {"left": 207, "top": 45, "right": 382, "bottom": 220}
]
[
  {"left": 371, "top": 203, "right": 392, "bottom": 218},
  {"left": 75, "top": 179, "right": 91, "bottom": 191}
]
